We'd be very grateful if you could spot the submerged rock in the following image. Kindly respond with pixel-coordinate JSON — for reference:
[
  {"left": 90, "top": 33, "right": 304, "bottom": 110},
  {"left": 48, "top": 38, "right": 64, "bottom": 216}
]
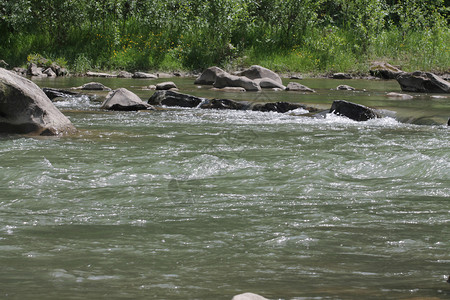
[
  {"left": 251, "top": 101, "right": 311, "bottom": 113},
  {"left": 148, "top": 90, "right": 206, "bottom": 107},
  {"left": 194, "top": 66, "right": 226, "bottom": 85},
  {"left": 330, "top": 100, "right": 380, "bottom": 121},
  {"left": 336, "top": 84, "right": 355, "bottom": 91},
  {"left": 101, "top": 88, "right": 153, "bottom": 111},
  {"left": 199, "top": 98, "right": 250, "bottom": 110},
  {"left": 386, "top": 92, "right": 413, "bottom": 100},
  {"left": 396, "top": 71, "right": 450, "bottom": 93},
  {"left": 232, "top": 293, "right": 269, "bottom": 300},
  {"left": 0, "top": 68, "right": 76, "bottom": 135},
  {"left": 286, "top": 82, "right": 315, "bottom": 92},
  {"left": 42, "top": 87, "right": 83, "bottom": 100}
]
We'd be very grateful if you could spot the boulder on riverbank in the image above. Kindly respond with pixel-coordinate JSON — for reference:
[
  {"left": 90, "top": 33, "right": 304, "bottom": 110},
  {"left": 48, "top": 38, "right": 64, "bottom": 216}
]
[
  {"left": 0, "top": 68, "right": 76, "bottom": 135},
  {"left": 332, "top": 73, "right": 352, "bottom": 79},
  {"left": 370, "top": 62, "right": 404, "bottom": 79},
  {"left": 330, "top": 100, "right": 381, "bottom": 121},
  {"left": 101, "top": 88, "right": 153, "bottom": 111},
  {"left": 396, "top": 71, "right": 450, "bottom": 93}
]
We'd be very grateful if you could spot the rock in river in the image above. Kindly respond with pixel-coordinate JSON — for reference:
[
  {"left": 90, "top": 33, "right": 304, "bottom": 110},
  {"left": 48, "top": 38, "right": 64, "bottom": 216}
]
[
  {"left": 237, "top": 65, "right": 283, "bottom": 85},
  {"left": 396, "top": 71, "right": 450, "bottom": 93},
  {"left": 213, "top": 73, "right": 261, "bottom": 91},
  {"left": 101, "top": 88, "right": 153, "bottom": 111},
  {"left": 194, "top": 66, "right": 226, "bottom": 85},
  {"left": 149, "top": 90, "right": 206, "bottom": 107},
  {"left": 330, "top": 100, "right": 380, "bottom": 121},
  {"left": 232, "top": 293, "right": 269, "bottom": 300},
  {"left": 0, "top": 68, "right": 76, "bottom": 135}
]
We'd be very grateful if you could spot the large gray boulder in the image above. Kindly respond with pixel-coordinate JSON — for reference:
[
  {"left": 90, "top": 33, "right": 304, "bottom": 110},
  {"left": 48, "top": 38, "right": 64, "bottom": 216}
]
[
  {"left": 148, "top": 90, "right": 206, "bottom": 107},
  {"left": 238, "top": 65, "right": 282, "bottom": 85},
  {"left": 194, "top": 66, "right": 226, "bottom": 85},
  {"left": 330, "top": 100, "right": 380, "bottom": 121},
  {"left": 396, "top": 71, "right": 450, "bottom": 93},
  {"left": 213, "top": 73, "right": 261, "bottom": 91},
  {"left": 0, "top": 68, "right": 76, "bottom": 135},
  {"left": 101, "top": 88, "right": 153, "bottom": 111}
]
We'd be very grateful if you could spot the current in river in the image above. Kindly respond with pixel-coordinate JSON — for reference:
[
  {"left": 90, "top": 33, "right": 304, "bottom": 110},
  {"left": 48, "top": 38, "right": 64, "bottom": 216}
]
[{"left": 0, "top": 77, "right": 449, "bottom": 299}]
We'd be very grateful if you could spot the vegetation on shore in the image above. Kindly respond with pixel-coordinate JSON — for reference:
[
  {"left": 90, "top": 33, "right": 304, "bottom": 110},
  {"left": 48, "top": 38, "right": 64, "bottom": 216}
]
[{"left": 0, "top": 0, "right": 449, "bottom": 74}]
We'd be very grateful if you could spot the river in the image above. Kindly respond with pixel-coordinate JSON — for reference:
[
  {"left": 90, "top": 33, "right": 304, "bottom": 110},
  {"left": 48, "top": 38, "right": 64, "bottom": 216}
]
[{"left": 0, "top": 76, "right": 449, "bottom": 299}]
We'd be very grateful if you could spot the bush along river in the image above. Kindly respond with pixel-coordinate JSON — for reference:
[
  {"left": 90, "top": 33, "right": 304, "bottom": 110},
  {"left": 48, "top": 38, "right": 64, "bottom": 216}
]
[{"left": 0, "top": 74, "right": 449, "bottom": 299}]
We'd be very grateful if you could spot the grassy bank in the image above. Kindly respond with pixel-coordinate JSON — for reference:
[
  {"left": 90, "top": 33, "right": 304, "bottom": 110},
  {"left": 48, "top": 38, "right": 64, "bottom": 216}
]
[{"left": 1, "top": 1, "right": 449, "bottom": 75}]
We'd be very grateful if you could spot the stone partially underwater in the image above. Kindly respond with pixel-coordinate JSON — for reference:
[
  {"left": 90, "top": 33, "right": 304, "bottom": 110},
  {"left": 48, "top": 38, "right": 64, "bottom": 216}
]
[
  {"left": 0, "top": 68, "right": 76, "bottom": 135},
  {"left": 396, "top": 71, "right": 450, "bottom": 93},
  {"left": 148, "top": 90, "right": 384, "bottom": 122}
]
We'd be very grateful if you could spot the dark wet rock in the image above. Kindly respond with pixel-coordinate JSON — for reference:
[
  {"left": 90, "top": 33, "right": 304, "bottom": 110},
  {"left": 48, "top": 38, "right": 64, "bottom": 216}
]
[
  {"left": 251, "top": 101, "right": 312, "bottom": 113},
  {"left": 237, "top": 65, "right": 283, "bottom": 85},
  {"left": 117, "top": 71, "right": 133, "bottom": 78},
  {"left": 0, "top": 68, "right": 76, "bottom": 135},
  {"left": 232, "top": 292, "right": 269, "bottom": 300},
  {"left": 332, "top": 73, "right": 352, "bottom": 79},
  {"left": 81, "top": 82, "right": 111, "bottom": 91},
  {"left": 199, "top": 98, "right": 250, "bottom": 110},
  {"left": 194, "top": 66, "right": 226, "bottom": 85},
  {"left": 448, "top": 118, "right": 450, "bottom": 126},
  {"left": 43, "top": 68, "right": 57, "bottom": 77},
  {"left": 255, "top": 78, "right": 286, "bottom": 90},
  {"left": 86, "top": 71, "right": 117, "bottom": 78},
  {"left": 370, "top": 62, "right": 404, "bottom": 79},
  {"left": 148, "top": 90, "right": 206, "bottom": 107},
  {"left": 286, "top": 82, "right": 315, "bottom": 92},
  {"left": 213, "top": 73, "right": 261, "bottom": 91},
  {"left": 396, "top": 71, "right": 450, "bottom": 93},
  {"left": 330, "top": 100, "right": 380, "bottom": 121},
  {"left": 156, "top": 81, "right": 177, "bottom": 90},
  {"left": 42, "top": 88, "right": 82, "bottom": 100},
  {"left": 133, "top": 72, "right": 158, "bottom": 79},
  {"left": 386, "top": 92, "right": 413, "bottom": 100},
  {"left": 336, "top": 84, "right": 355, "bottom": 91},
  {"left": 101, "top": 88, "right": 153, "bottom": 111}
]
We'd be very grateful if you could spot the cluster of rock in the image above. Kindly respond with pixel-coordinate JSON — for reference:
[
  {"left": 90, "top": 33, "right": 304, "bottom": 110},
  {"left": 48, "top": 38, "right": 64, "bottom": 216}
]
[
  {"left": 194, "top": 65, "right": 315, "bottom": 93},
  {"left": 85, "top": 70, "right": 182, "bottom": 79},
  {"left": 12, "top": 62, "right": 68, "bottom": 78}
]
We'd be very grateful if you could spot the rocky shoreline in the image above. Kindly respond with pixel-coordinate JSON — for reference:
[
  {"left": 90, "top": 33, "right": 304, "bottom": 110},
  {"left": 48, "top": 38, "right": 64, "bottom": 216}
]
[{"left": 1, "top": 62, "right": 449, "bottom": 136}]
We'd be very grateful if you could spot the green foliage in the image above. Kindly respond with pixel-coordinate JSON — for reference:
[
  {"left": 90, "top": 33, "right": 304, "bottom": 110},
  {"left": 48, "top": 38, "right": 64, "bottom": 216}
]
[{"left": 0, "top": 0, "right": 449, "bottom": 73}]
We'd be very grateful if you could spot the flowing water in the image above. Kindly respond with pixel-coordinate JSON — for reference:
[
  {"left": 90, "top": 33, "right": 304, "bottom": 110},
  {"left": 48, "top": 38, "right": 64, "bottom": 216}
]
[{"left": 0, "top": 77, "right": 449, "bottom": 299}]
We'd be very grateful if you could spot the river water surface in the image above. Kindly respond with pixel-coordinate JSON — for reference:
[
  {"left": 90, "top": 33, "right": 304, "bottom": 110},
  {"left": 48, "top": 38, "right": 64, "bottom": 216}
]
[{"left": 0, "top": 77, "right": 449, "bottom": 299}]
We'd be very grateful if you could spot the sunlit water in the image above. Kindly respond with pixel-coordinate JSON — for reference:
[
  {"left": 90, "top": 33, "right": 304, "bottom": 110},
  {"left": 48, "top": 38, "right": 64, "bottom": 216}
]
[{"left": 0, "top": 77, "right": 449, "bottom": 299}]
